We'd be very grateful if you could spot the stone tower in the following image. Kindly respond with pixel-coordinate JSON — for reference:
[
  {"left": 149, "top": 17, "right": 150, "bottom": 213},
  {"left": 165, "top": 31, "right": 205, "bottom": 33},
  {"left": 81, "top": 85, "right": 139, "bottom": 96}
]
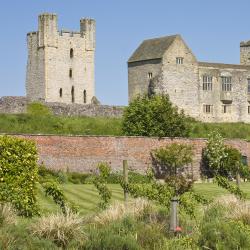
[
  {"left": 240, "top": 40, "right": 250, "bottom": 65},
  {"left": 26, "top": 13, "right": 95, "bottom": 104}
]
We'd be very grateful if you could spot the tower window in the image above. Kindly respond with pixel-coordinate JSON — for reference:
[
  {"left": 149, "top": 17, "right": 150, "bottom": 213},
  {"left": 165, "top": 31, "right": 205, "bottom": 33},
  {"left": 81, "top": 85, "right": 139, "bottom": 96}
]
[
  {"left": 248, "top": 79, "right": 250, "bottom": 93},
  {"left": 69, "top": 68, "right": 73, "bottom": 78},
  {"left": 71, "top": 86, "right": 75, "bottom": 103},
  {"left": 83, "top": 90, "right": 87, "bottom": 103},
  {"left": 70, "top": 48, "right": 74, "bottom": 58},
  {"left": 59, "top": 88, "right": 62, "bottom": 98},
  {"left": 176, "top": 57, "right": 184, "bottom": 64},
  {"left": 202, "top": 75, "right": 213, "bottom": 91},
  {"left": 248, "top": 106, "right": 250, "bottom": 114},
  {"left": 148, "top": 72, "right": 153, "bottom": 79},
  {"left": 221, "top": 76, "right": 232, "bottom": 91}
]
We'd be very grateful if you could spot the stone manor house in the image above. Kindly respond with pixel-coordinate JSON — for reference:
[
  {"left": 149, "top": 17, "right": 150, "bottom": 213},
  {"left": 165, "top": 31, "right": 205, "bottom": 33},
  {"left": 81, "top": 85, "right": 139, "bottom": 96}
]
[
  {"left": 128, "top": 35, "right": 250, "bottom": 122},
  {"left": 26, "top": 13, "right": 95, "bottom": 104}
]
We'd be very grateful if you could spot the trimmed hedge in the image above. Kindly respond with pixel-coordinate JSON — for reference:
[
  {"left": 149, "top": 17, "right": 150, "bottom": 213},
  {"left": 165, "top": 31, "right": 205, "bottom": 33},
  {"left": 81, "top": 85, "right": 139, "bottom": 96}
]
[{"left": 0, "top": 136, "right": 39, "bottom": 216}]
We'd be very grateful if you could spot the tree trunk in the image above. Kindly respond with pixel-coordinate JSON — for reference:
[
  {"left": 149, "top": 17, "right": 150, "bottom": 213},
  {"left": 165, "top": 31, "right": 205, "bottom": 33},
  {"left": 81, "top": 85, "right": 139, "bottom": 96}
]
[{"left": 236, "top": 172, "right": 240, "bottom": 187}]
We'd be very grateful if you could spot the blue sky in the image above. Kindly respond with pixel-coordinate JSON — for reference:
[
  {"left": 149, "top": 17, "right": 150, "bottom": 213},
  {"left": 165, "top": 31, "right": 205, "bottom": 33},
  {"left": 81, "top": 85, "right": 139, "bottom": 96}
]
[{"left": 1, "top": 0, "right": 250, "bottom": 105}]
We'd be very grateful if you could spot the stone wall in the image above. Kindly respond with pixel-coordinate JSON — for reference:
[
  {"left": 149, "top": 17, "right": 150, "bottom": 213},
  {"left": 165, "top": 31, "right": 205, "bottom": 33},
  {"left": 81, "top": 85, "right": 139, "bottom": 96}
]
[
  {"left": 10, "top": 134, "right": 250, "bottom": 180},
  {"left": 0, "top": 96, "right": 124, "bottom": 118}
]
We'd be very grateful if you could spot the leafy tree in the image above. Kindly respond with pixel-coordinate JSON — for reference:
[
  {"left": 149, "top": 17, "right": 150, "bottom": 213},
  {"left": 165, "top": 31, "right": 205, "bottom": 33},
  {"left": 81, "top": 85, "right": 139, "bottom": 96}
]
[
  {"left": 122, "top": 94, "right": 190, "bottom": 137},
  {"left": 203, "top": 131, "right": 246, "bottom": 198},
  {"left": 152, "top": 143, "right": 194, "bottom": 196}
]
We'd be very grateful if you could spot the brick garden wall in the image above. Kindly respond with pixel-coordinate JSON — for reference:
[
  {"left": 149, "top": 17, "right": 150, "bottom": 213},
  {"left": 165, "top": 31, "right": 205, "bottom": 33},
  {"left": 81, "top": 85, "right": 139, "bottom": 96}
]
[{"left": 11, "top": 134, "right": 250, "bottom": 180}]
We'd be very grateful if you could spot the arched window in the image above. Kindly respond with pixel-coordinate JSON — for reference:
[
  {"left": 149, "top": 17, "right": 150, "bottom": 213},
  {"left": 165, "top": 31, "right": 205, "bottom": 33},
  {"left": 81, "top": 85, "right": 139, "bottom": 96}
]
[
  {"left": 59, "top": 88, "right": 62, "bottom": 98},
  {"left": 83, "top": 90, "right": 87, "bottom": 103},
  {"left": 69, "top": 68, "right": 73, "bottom": 78},
  {"left": 70, "top": 48, "right": 74, "bottom": 58},
  {"left": 71, "top": 86, "right": 75, "bottom": 103}
]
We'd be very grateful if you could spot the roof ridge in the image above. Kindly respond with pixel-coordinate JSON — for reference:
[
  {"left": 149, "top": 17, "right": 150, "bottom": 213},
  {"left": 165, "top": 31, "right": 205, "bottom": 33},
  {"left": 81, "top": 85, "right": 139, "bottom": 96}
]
[{"left": 128, "top": 34, "right": 180, "bottom": 63}]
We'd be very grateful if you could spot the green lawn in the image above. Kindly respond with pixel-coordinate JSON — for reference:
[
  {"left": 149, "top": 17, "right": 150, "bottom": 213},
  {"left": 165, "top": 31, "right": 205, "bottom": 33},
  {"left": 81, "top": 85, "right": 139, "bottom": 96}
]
[{"left": 37, "top": 183, "right": 250, "bottom": 215}]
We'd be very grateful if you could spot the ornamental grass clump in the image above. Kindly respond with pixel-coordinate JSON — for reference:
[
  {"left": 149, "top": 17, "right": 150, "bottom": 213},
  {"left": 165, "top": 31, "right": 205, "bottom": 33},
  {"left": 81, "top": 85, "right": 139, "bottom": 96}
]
[
  {"left": 94, "top": 198, "right": 152, "bottom": 225},
  {"left": 214, "top": 195, "right": 250, "bottom": 225},
  {"left": 0, "top": 203, "right": 17, "bottom": 227},
  {"left": 30, "top": 208, "right": 84, "bottom": 248}
]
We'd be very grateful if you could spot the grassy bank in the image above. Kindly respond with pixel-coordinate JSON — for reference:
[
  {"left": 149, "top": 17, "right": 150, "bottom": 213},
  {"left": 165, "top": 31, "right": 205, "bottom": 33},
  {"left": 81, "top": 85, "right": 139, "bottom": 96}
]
[
  {"left": 189, "top": 121, "right": 250, "bottom": 140},
  {"left": 0, "top": 113, "right": 122, "bottom": 136},
  {"left": 1, "top": 113, "right": 250, "bottom": 139}
]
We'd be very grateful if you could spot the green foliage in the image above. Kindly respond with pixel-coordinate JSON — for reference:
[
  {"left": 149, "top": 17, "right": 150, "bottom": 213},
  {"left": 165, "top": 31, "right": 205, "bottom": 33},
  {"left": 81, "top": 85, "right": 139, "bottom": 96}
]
[
  {"left": 198, "top": 203, "right": 250, "bottom": 249},
  {"left": 85, "top": 217, "right": 140, "bottom": 250},
  {"left": 152, "top": 143, "right": 194, "bottom": 195},
  {"left": 214, "top": 175, "right": 245, "bottom": 199},
  {"left": 203, "top": 131, "right": 246, "bottom": 198},
  {"left": 27, "top": 102, "right": 52, "bottom": 116},
  {"left": 122, "top": 94, "right": 190, "bottom": 137},
  {"left": 42, "top": 181, "right": 68, "bottom": 214},
  {"left": 203, "top": 131, "right": 227, "bottom": 174},
  {"left": 137, "top": 223, "right": 166, "bottom": 249},
  {"left": 94, "top": 163, "right": 112, "bottom": 209},
  {"left": 0, "top": 135, "right": 39, "bottom": 217},
  {"left": 38, "top": 164, "right": 68, "bottom": 184},
  {"left": 0, "top": 223, "right": 57, "bottom": 250},
  {"left": 67, "top": 172, "right": 91, "bottom": 184}
]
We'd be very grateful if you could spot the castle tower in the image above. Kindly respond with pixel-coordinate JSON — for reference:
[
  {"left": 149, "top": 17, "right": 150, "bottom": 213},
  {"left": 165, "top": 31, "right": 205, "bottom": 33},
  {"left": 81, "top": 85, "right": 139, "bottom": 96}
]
[
  {"left": 38, "top": 13, "right": 58, "bottom": 48},
  {"left": 80, "top": 18, "right": 96, "bottom": 51},
  {"left": 240, "top": 40, "right": 250, "bottom": 65},
  {"left": 26, "top": 13, "right": 95, "bottom": 104}
]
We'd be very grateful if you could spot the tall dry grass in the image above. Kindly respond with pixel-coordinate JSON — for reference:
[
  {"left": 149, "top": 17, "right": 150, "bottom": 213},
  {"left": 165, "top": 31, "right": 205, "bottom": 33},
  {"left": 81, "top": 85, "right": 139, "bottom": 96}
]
[
  {"left": 30, "top": 208, "right": 84, "bottom": 247},
  {"left": 208, "top": 195, "right": 250, "bottom": 225},
  {"left": 94, "top": 198, "right": 152, "bottom": 225},
  {"left": 0, "top": 203, "right": 17, "bottom": 226}
]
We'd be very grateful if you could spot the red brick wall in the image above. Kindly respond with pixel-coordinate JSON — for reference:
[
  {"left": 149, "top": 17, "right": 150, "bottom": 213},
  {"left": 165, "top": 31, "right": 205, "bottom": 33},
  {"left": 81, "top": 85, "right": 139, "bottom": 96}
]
[{"left": 14, "top": 135, "right": 250, "bottom": 180}]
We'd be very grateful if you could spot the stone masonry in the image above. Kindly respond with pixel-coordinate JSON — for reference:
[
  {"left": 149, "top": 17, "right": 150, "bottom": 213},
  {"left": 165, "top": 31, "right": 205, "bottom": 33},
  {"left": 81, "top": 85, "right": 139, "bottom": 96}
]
[
  {"left": 128, "top": 35, "right": 250, "bottom": 122},
  {"left": 0, "top": 96, "right": 124, "bottom": 118},
  {"left": 9, "top": 134, "right": 250, "bottom": 180},
  {"left": 26, "top": 13, "right": 95, "bottom": 105}
]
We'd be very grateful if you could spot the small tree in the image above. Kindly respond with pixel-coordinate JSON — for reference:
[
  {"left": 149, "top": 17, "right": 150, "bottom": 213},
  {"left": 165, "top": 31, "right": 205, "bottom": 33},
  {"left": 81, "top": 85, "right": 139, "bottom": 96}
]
[
  {"left": 94, "top": 163, "right": 112, "bottom": 209},
  {"left": 153, "top": 143, "right": 194, "bottom": 196},
  {"left": 122, "top": 94, "right": 190, "bottom": 137},
  {"left": 152, "top": 143, "right": 194, "bottom": 232},
  {"left": 203, "top": 131, "right": 246, "bottom": 198}
]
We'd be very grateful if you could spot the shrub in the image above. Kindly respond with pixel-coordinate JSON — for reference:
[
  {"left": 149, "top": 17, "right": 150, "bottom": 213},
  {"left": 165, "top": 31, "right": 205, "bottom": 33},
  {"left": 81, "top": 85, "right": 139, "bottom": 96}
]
[
  {"left": 38, "top": 165, "right": 68, "bottom": 184},
  {"left": 203, "top": 131, "right": 245, "bottom": 198},
  {"left": 137, "top": 223, "right": 166, "bottom": 250},
  {"left": 122, "top": 94, "right": 190, "bottom": 137},
  {"left": 0, "top": 203, "right": 17, "bottom": 227},
  {"left": 67, "top": 172, "right": 91, "bottom": 184},
  {"left": 198, "top": 201, "right": 250, "bottom": 249},
  {"left": 94, "top": 163, "right": 112, "bottom": 209},
  {"left": 27, "top": 102, "right": 51, "bottom": 116},
  {"left": 0, "top": 135, "right": 39, "bottom": 216},
  {"left": 30, "top": 208, "right": 84, "bottom": 248},
  {"left": 85, "top": 217, "right": 139, "bottom": 250}
]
